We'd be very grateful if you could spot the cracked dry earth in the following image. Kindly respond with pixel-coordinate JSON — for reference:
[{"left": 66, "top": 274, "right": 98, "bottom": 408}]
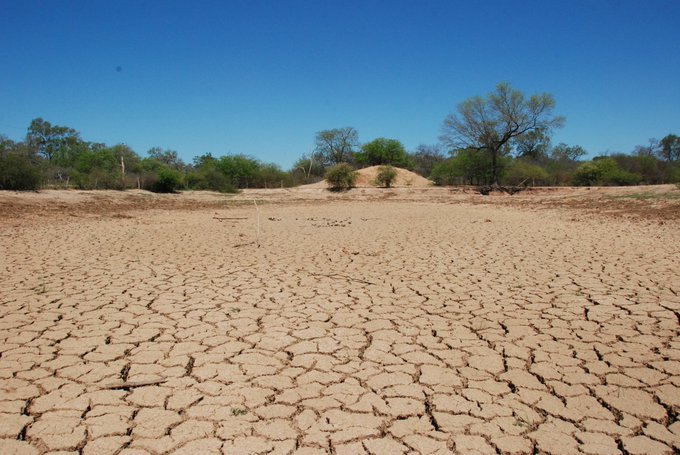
[{"left": 1, "top": 199, "right": 679, "bottom": 455}]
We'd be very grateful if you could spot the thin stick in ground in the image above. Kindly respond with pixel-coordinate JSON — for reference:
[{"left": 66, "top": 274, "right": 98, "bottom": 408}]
[{"left": 253, "top": 199, "right": 260, "bottom": 248}]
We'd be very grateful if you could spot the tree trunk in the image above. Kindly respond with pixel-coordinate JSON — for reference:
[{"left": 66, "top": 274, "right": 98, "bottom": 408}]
[
  {"left": 491, "top": 149, "right": 498, "bottom": 185},
  {"left": 120, "top": 155, "right": 126, "bottom": 189}
]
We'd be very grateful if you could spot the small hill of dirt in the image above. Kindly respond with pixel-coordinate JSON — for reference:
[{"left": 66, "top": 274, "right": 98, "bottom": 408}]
[{"left": 302, "top": 166, "right": 432, "bottom": 188}]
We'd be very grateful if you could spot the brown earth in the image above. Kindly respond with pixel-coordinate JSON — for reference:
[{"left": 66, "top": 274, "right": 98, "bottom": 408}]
[{"left": 0, "top": 186, "right": 679, "bottom": 454}]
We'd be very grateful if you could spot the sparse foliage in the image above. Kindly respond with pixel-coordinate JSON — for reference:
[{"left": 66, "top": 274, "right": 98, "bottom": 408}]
[
  {"left": 411, "top": 144, "right": 446, "bottom": 177},
  {"left": 375, "top": 165, "right": 398, "bottom": 188},
  {"left": 315, "top": 127, "right": 359, "bottom": 167},
  {"left": 659, "top": 134, "right": 680, "bottom": 162},
  {"left": 440, "top": 82, "right": 564, "bottom": 184},
  {"left": 290, "top": 155, "right": 325, "bottom": 184}
]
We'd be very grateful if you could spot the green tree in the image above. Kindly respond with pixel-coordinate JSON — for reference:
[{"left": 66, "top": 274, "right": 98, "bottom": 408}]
[
  {"left": 151, "top": 167, "right": 183, "bottom": 193},
  {"left": 430, "top": 148, "right": 498, "bottom": 186},
  {"left": 217, "top": 154, "right": 260, "bottom": 188},
  {"left": 356, "top": 138, "right": 411, "bottom": 167},
  {"left": 26, "top": 118, "right": 80, "bottom": 161},
  {"left": 659, "top": 134, "right": 680, "bottom": 162},
  {"left": 314, "top": 127, "right": 358, "bottom": 167},
  {"left": 515, "top": 129, "right": 551, "bottom": 161},
  {"left": 252, "top": 163, "right": 292, "bottom": 188},
  {"left": 0, "top": 138, "right": 43, "bottom": 190},
  {"left": 610, "top": 153, "right": 663, "bottom": 184},
  {"left": 440, "top": 82, "right": 564, "bottom": 184},
  {"left": 193, "top": 153, "right": 216, "bottom": 168},
  {"left": 147, "top": 147, "right": 184, "bottom": 169},
  {"left": 572, "top": 158, "right": 642, "bottom": 186},
  {"left": 72, "top": 146, "right": 128, "bottom": 189},
  {"left": 504, "top": 159, "right": 550, "bottom": 186},
  {"left": 375, "top": 165, "right": 398, "bottom": 188},
  {"left": 549, "top": 143, "right": 586, "bottom": 162},
  {"left": 324, "top": 163, "right": 357, "bottom": 191},
  {"left": 544, "top": 143, "right": 587, "bottom": 185}
]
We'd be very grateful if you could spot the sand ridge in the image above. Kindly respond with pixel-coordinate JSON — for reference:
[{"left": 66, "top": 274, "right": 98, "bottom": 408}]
[
  {"left": 301, "top": 166, "right": 432, "bottom": 189},
  {"left": 0, "top": 188, "right": 679, "bottom": 454}
]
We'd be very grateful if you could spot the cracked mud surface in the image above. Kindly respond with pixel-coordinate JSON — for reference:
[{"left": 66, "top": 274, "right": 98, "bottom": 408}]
[{"left": 1, "top": 189, "right": 679, "bottom": 454}]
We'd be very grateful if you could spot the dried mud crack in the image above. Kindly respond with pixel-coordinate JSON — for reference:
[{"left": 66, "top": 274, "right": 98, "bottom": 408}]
[{"left": 0, "top": 189, "right": 679, "bottom": 454}]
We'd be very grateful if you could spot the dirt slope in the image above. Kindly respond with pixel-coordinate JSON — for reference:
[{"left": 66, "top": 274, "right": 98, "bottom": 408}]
[{"left": 302, "top": 166, "right": 431, "bottom": 188}]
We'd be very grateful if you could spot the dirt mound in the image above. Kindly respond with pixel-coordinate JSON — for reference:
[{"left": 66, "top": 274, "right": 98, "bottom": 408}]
[{"left": 302, "top": 166, "right": 431, "bottom": 188}]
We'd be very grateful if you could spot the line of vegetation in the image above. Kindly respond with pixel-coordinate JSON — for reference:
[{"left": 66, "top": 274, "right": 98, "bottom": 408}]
[{"left": 1, "top": 83, "right": 678, "bottom": 192}]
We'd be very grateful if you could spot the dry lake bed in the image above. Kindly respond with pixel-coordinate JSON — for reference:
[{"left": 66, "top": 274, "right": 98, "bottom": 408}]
[{"left": 0, "top": 186, "right": 679, "bottom": 454}]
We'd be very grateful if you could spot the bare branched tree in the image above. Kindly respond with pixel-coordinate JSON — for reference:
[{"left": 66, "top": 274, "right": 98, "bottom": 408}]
[
  {"left": 440, "top": 82, "right": 565, "bottom": 184},
  {"left": 314, "top": 127, "right": 358, "bottom": 167}
]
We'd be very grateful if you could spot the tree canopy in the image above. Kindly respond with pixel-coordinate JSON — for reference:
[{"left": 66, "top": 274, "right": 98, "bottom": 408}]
[
  {"left": 314, "top": 127, "right": 358, "bottom": 167},
  {"left": 2, "top": 106, "right": 679, "bottom": 192},
  {"left": 440, "top": 82, "right": 565, "bottom": 184},
  {"left": 659, "top": 134, "right": 680, "bottom": 162},
  {"left": 355, "top": 137, "right": 411, "bottom": 168}
]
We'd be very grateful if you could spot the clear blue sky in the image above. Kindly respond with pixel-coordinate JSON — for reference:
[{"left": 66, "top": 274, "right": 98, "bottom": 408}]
[{"left": 2, "top": 0, "right": 679, "bottom": 168}]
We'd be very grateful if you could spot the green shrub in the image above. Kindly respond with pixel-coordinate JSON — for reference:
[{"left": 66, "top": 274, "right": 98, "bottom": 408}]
[
  {"left": 573, "top": 158, "right": 643, "bottom": 186},
  {"left": 669, "top": 166, "right": 680, "bottom": 185},
  {"left": 504, "top": 160, "right": 550, "bottom": 186},
  {"left": 325, "top": 163, "right": 357, "bottom": 191},
  {"left": 72, "top": 169, "right": 124, "bottom": 190},
  {"left": 572, "top": 162, "right": 601, "bottom": 186},
  {"left": 375, "top": 165, "right": 398, "bottom": 188},
  {"left": 0, "top": 152, "right": 43, "bottom": 190},
  {"left": 605, "top": 169, "right": 642, "bottom": 186},
  {"left": 186, "top": 168, "right": 237, "bottom": 193},
  {"left": 150, "top": 167, "right": 183, "bottom": 193},
  {"left": 430, "top": 149, "right": 499, "bottom": 186},
  {"left": 430, "top": 159, "right": 461, "bottom": 185}
]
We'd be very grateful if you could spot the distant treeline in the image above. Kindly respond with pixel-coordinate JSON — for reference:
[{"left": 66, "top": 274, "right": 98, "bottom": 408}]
[{"left": 1, "top": 116, "right": 679, "bottom": 192}]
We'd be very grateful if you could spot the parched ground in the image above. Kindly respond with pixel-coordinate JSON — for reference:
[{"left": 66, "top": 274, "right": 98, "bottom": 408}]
[{"left": 0, "top": 186, "right": 679, "bottom": 454}]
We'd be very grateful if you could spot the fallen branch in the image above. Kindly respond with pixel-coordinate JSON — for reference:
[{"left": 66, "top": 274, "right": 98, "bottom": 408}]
[
  {"left": 213, "top": 216, "right": 248, "bottom": 221},
  {"left": 308, "top": 272, "right": 376, "bottom": 286},
  {"left": 100, "top": 378, "right": 167, "bottom": 390}
]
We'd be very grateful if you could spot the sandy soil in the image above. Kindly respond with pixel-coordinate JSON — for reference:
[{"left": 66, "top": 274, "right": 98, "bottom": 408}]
[
  {"left": 301, "top": 166, "right": 432, "bottom": 189},
  {"left": 0, "top": 186, "right": 679, "bottom": 454}
]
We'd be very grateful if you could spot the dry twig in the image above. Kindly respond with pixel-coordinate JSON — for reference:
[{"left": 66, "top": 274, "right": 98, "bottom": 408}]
[
  {"left": 308, "top": 272, "right": 376, "bottom": 285},
  {"left": 100, "top": 379, "right": 167, "bottom": 390}
]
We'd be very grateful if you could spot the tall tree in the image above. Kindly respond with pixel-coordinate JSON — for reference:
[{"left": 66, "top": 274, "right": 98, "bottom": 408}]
[
  {"left": 440, "top": 82, "right": 564, "bottom": 184},
  {"left": 658, "top": 134, "right": 680, "bottom": 162},
  {"left": 634, "top": 138, "right": 660, "bottom": 157},
  {"left": 314, "top": 127, "right": 358, "bottom": 167},
  {"left": 26, "top": 118, "right": 80, "bottom": 161},
  {"left": 549, "top": 143, "right": 586, "bottom": 162},
  {"left": 147, "top": 147, "right": 184, "bottom": 169}
]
